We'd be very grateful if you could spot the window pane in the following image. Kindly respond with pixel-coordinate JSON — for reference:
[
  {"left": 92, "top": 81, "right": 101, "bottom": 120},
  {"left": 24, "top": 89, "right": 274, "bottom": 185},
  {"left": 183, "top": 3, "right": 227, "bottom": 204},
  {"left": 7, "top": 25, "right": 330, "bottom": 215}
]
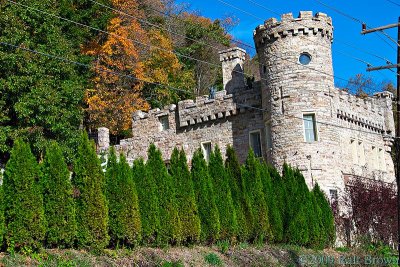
[
  {"left": 303, "top": 114, "right": 317, "bottom": 142},
  {"left": 250, "top": 132, "right": 262, "bottom": 157},
  {"left": 202, "top": 142, "right": 211, "bottom": 162},
  {"left": 159, "top": 116, "right": 169, "bottom": 131}
]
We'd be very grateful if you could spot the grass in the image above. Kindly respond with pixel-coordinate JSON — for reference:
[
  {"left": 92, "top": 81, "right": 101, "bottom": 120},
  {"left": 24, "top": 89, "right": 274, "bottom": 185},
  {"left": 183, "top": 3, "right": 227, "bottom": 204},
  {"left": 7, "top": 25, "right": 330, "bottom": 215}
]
[{"left": 204, "top": 253, "right": 223, "bottom": 266}]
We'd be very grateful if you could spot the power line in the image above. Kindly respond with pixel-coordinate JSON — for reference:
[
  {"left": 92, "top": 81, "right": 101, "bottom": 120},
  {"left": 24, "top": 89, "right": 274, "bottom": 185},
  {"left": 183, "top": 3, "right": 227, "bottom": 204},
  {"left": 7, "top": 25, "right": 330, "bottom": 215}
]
[
  {"left": 386, "top": 0, "right": 400, "bottom": 7},
  {"left": 314, "top": 0, "right": 400, "bottom": 48},
  {"left": 0, "top": 40, "right": 396, "bottom": 140}
]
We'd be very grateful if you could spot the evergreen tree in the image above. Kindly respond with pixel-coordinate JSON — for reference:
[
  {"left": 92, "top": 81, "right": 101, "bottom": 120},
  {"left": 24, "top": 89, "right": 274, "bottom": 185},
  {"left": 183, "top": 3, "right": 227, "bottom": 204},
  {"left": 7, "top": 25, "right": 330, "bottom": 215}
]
[
  {"left": 209, "top": 146, "right": 238, "bottom": 241},
  {"left": 40, "top": 141, "right": 76, "bottom": 248},
  {"left": 285, "top": 168, "right": 311, "bottom": 246},
  {"left": 170, "top": 148, "right": 201, "bottom": 244},
  {"left": 225, "top": 145, "right": 252, "bottom": 242},
  {"left": 3, "top": 139, "right": 45, "bottom": 251},
  {"left": 313, "top": 183, "right": 336, "bottom": 247},
  {"left": 72, "top": 133, "right": 109, "bottom": 249},
  {"left": 191, "top": 148, "right": 220, "bottom": 243},
  {"left": 268, "top": 165, "right": 286, "bottom": 242},
  {"left": 242, "top": 150, "right": 272, "bottom": 242},
  {"left": 260, "top": 162, "right": 283, "bottom": 243},
  {"left": 146, "top": 144, "right": 181, "bottom": 245},
  {"left": 0, "top": 184, "right": 5, "bottom": 248},
  {"left": 132, "top": 158, "right": 160, "bottom": 245},
  {"left": 308, "top": 190, "right": 324, "bottom": 249},
  {"left": 106, "top": 148, "right": 141, "bottom": 247}
]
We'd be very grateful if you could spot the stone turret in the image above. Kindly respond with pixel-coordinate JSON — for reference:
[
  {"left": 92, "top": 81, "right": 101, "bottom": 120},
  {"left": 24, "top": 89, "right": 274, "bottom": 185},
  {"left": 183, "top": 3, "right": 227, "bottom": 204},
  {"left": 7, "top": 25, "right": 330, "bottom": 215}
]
[
  {"left": 219, "top": 47, "right": 246, "bottom": 94},
  {"left": 254, "top": 11, "right": 338, "bottom": 189}
]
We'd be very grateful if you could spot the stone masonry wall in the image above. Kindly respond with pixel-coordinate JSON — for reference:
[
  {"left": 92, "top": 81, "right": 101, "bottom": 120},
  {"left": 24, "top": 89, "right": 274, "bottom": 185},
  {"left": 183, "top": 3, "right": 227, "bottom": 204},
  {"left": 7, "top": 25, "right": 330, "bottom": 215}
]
[{"left": 112, "top": 88, "right": 266, "bottom": 165}]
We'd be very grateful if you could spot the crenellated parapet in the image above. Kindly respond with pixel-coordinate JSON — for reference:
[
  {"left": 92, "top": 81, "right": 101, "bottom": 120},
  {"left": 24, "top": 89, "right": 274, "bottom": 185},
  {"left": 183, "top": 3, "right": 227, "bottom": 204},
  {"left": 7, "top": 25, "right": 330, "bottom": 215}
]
[
  {"left": 333, "top": 88, "right": 395, "bottom": 137},
  {"left": 253, "top": 11, "right": 333, "bottom": 49},
  {"left": 131, "top": 88, "right": 262, "bottom": 129}
]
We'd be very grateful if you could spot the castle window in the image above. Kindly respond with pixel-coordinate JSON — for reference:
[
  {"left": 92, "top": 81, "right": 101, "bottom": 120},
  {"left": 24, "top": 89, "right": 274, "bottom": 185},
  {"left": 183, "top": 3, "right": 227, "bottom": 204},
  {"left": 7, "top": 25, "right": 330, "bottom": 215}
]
[
  {"left": 265, "top": 124, "right": 272, "bottom": 150},
  {"left": 358, "top": 141, "right": 365, "bottom": 166},
  {"left": 159, "top": 115, "right": 169, "bottom": 131},
  {"left": 350, "top": 139, "right": 358, "bottom": 164},
  {"left": 371, "top": 146, "right": 378, "bottom": 169},
  {"left": 379, "top": 148, "right": 386, "bottom": 171},
  {"left": 201, "top": 142, "right": 212, "bottom": 162},
  {"left": 249, "top": 130, "right": 262, "bottom": 157},
  {"left": 299, "top": 52, "right": 312, "bottom": 65},
  {"left": 303, "top": 114, "right": 317, "bottom": 142},
  {"left": 329, "top": 189, "right": 338, "bottom": 205}
]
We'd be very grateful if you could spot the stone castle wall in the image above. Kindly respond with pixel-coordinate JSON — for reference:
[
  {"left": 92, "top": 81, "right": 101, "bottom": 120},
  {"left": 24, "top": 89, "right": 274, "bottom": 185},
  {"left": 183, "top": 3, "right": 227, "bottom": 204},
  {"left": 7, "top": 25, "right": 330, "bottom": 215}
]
[{"left": 112, "top": 87, "right": 266, "bottom": 165}]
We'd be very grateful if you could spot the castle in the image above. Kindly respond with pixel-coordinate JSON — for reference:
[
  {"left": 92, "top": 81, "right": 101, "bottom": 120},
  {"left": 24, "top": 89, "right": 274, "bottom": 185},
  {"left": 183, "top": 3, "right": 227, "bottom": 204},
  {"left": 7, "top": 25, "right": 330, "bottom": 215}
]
[{"left": 98, "top": 11, "right": 396, "bottom": 200}]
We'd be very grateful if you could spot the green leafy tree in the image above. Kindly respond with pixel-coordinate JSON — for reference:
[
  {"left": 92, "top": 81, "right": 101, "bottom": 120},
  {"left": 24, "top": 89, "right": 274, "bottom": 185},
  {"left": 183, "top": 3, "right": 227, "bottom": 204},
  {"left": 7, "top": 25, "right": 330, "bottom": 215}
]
[
  {"left": 313, "top": 183, "right": 335, "bottom": 247},
  {"left": 242, "top": 150, "right": 272, "bottom": 242},
  {"left": 106, "top": 148, "right": 141, "bottom": 247},
  {"left": 191, "top": 148, "right": 220, "bottom": 243},
  {"left": 132, "top": 158, "right": 160, "bottom": 245},
  {"left": 72, "top": 133, "right": 109, "bottom": 249},
  {"left": 3, "top": 139, "right": 45, "bottom": 251},
  {"left": 224, "top": 145, "right": 251, "bottom": 242},
  {"left": 209, "top": 146, "right": 238, "bottom": 242},
  {"left": 170, "top": 148, "right": 201, "bottom": 244},
  {"left": 260, "top": 162, "right": 283, "bottom": 243},
  {"left": 40, "top": 141, "right": 76, "bottom": 248},
  {"left": 146, "top": 144, "right": 181, "bottom": 245}
]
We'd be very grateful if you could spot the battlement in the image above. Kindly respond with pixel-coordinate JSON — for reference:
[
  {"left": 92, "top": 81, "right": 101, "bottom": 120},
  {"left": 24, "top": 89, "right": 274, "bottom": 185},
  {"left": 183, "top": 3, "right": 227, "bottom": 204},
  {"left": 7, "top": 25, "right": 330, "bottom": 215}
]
[
  {"left": 132, "top": 88, "right": 262, "bottom": 129},
  {"left": 331, "top": 88, "right": 394, "bottom": 135},
  {"left": 219, "top": 47, "right": 246, "bottom": 62},
  {"left": 253, "top": 11, "right": 333, "bottom": 48}
]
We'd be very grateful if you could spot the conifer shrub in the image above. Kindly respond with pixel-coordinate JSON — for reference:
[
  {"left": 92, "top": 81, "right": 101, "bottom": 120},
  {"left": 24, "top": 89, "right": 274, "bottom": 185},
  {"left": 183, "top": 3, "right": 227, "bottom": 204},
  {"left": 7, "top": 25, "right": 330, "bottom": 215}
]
[
  {"left": 3, "top": 139, "right": 45, "bottom": 251},
  {"left": 313, "top": 183, "right": 335, "bottom": 247},
  {"left": 191, "top": 148, "right": 220, "bottom": 243},
  {"left": 72, "top": 133, "right": 109, "bottom": 249},
  {"left": 224, "top": 146, "right": 251, "bottom": 242},
  {"left": 40, "top": 141, "right": 76, "bottom": 248},
  {"left": 132, "top": 158, "right": 160, "bottom": 245},
  {"left": 259, "top": 162, "right": 283, "bottom": 243},
  {"left": 284, "top": 167, "right": 311, "bottom": 246},
  {"left": 241, "top": 150, "right": 272, "bottom": 242},
  {"left": 106, "top": 148, "right": 141, "bottom": 247},
  {"left": 308, "top": 189, "right": 324, "bottom": 249},
  {"left": 209, "top": 146, "right": 238, "bottom": 242},
  {"left": 170, "top": 148, "right": 201, "bottom": 244},
  {"left": 146, "top": 144, "right": 181, "bottom": 245},
  {"left": 0, "top": 185, "right": 4, "bottom": 248}
]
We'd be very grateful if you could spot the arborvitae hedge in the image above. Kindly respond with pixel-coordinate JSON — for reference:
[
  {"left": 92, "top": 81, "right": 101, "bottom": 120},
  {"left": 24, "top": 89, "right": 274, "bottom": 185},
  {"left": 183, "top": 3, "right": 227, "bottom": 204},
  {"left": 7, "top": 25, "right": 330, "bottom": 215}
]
[
  {"left": 224, "top": 146, "right": 251, "bottom": 242},
  {"left": 191, "top": 148, "right": 220, "bottom": 243},
  {"left": 170, "top": 148, "right": 201, "bottom": 244},
  {"left": 3, "top": 139, "right": 45, "bottom": 251},
  {"left": 72, "top": 133, "right": 109, "bottom": 249},
  {"left": 208, "top": 146, "right": 238, "bottom": 241},
  {"left": 40, "top": 142, "right": 76, "bottom": 248},
  {"left": 260, "top": 162, "right": 283, "bottom": 243},
  {"left": 132, "top": 158, "right": 160, "bottom": 245},
  {"left": 146, "top": 144, "right": 181, "bottom": 245},
  {"left": 106, "top": 148, "right": 141, "bottom": 247},
  {"left": 308, "top": 189, "right": 324, "bottom": 249},
  {"left": 242, "top": 150, "right": 272, "bottom": 242},
  {"left": 313, "top": 183, "right": 336, "bottom": 247}
]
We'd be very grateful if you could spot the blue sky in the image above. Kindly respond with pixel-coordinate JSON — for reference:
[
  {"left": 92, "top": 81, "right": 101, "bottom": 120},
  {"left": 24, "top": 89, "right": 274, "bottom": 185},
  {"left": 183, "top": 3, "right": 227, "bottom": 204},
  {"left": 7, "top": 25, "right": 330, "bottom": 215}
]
[{"left": 176, "top": 0, "right": 399, "bottom": 88}]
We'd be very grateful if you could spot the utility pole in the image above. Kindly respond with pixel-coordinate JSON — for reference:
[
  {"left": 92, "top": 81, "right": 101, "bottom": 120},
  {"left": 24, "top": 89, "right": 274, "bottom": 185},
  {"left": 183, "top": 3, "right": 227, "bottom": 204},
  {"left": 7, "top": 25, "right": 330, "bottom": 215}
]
[{"left": 362, "top": 18, "right": 400, "bottom": 265}]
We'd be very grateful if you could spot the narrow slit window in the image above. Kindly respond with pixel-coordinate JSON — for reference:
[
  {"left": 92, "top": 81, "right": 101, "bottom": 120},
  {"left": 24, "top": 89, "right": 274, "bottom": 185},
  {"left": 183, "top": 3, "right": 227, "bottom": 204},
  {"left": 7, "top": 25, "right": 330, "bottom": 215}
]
[
  {"left": 303, "top": 114, "right": 317, "bottom": 142},
  {"left": 159, "top": 115, "right": 169, "bottom": 131},
  {"left": 201, "top": 142, "right": 212, "bottom": 162},
  {"left": 249, "top": 131, "right": 262, "bottom": 157}
]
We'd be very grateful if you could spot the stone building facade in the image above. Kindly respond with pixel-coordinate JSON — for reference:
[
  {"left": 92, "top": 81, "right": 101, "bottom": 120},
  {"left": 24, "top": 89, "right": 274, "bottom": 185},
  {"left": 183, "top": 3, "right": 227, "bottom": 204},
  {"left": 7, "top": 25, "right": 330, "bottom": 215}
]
[{"left": 99, "top": 11, "right": 396, "bottom": 197}]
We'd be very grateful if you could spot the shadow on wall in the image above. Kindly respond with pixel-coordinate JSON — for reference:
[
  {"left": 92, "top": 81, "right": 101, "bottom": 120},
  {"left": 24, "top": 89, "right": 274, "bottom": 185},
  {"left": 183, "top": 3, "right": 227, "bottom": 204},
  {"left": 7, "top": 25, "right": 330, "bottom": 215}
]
[{"left": 225, "top": 63, "right": 246, "bottom": 95}]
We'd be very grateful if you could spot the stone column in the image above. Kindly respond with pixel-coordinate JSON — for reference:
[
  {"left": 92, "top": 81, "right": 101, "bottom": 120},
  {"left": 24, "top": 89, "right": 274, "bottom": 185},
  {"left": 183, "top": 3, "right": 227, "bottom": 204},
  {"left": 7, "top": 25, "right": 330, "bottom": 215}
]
[{"left": 219, "top": 47, "right": 246, "bottom": 94}]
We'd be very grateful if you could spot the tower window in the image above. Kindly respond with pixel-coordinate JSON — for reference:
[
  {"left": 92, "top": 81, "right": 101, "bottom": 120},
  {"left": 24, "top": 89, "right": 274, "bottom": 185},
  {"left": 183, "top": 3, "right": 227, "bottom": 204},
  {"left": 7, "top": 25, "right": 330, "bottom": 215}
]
[
  {"left": 303, "top": 114, "right": 317, "bottom": 142},
  {"left": 249, "top": 130, "right": 262, "bottom": 157},
  {"left": 299, "top": 52, "right": 312, "bottom": 65}
]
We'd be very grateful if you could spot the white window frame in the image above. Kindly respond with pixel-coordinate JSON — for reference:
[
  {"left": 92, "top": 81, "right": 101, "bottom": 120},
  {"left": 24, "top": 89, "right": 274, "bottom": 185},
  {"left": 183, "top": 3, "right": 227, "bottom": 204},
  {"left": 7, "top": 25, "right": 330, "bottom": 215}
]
[
  {"left": 201, "top": 141, "right": 212, "bottom": 162},
  {"left": 303, "top": 113, "right": 318, "bottom": 142},
  {"left": 158, "top": 115, "right": 169, "bottom": 131},
  {"left": 249, "top": 130, "right": 263, "bottom": 158}
]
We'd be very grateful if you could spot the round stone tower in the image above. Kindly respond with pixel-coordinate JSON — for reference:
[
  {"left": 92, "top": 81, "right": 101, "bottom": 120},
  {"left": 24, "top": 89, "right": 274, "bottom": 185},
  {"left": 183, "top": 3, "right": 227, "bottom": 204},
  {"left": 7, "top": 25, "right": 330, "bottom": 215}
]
[{"left": 254, "top": 11, "right": 340, "bottom": 188}]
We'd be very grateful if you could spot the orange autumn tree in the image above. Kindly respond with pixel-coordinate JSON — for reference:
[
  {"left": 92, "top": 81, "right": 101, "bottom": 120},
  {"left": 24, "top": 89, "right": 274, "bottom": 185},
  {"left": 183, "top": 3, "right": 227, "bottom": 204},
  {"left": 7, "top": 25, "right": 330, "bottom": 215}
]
[
  {"left": 142, "top": 29, "right": 195, "bottom": 108},
  {"left": 83, "top": 0, "right": 149, "bottom": 136}
]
